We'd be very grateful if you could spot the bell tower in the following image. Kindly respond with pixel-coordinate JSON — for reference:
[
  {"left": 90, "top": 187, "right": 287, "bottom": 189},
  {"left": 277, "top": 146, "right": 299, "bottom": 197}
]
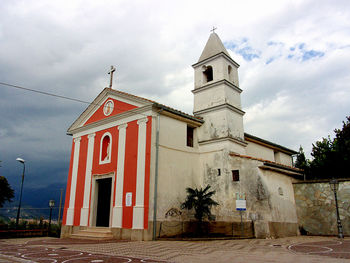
[{"left": 192, "top": 32, "right": 246, "bottom": 153}]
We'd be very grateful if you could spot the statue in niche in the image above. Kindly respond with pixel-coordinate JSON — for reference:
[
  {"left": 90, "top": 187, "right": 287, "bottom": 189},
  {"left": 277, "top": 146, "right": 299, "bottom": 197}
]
[{"left": 103, "top": 140, "right": 110, "bottom": 161}]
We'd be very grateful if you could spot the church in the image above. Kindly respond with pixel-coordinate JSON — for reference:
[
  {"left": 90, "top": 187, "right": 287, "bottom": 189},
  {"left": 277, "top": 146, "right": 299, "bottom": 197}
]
[{"left": 61, "top": 32, "right": 303, "bottom": 240}]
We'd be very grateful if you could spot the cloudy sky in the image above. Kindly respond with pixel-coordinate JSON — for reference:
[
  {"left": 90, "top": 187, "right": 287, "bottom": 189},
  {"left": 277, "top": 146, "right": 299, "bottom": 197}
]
[{"left": 1, "top": 0, "right": 349, "bottom": 194}]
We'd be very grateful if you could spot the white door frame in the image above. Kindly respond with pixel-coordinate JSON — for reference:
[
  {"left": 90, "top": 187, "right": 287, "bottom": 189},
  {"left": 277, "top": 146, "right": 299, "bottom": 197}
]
[{"left": 90, "top": 172, "right": 115, "bottom": 227}]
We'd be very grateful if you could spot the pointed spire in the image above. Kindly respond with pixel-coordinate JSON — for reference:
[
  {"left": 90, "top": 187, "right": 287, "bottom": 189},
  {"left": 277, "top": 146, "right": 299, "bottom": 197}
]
[{"left": 198, "top": 33, "right": 231, "bottom": 62}]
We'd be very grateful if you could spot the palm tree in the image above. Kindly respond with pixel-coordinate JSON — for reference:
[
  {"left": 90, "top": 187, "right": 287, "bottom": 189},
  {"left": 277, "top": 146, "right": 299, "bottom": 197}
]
[{"left": 181, "top": 185, "right": 219, "bottom": 222}]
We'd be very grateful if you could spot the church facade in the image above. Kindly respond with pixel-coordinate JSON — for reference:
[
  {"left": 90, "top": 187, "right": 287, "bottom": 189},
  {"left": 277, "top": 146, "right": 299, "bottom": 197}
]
[{"left": 61, "top": 33, "right": 303, "bottom": 240}]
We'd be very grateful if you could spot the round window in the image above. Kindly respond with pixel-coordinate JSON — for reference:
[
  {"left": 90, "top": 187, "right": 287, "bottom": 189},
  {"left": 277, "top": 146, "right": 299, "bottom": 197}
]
[{"left": 103, "top": 99, "right": 114, "bottom": 116}]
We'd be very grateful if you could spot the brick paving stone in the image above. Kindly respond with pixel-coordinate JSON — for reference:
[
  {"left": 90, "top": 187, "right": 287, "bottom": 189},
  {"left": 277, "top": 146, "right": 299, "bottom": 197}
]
[
  {"left": 64, "top": 236, "right": 350, "bottom": 263},
  {"left": 1, "top": 236, "right": 350, "bottom": 263},
  {"left": 0, "top": 254, "right": 34, "bottom": 263},
  {"left": 0, "top": 239, "right": 168, "bottom": 263},
  {"left": 288, "top": 239, "right": 350, "bottom": 259}
]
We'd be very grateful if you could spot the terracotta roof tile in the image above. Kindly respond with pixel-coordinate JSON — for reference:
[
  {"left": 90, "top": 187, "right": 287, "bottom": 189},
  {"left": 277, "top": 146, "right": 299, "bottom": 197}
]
[
  {"left": 108, "top": 88, "right": 203, "bottom": 122},
  {"left": 229, "top": 152, "right": 303, "bottom": 172}
]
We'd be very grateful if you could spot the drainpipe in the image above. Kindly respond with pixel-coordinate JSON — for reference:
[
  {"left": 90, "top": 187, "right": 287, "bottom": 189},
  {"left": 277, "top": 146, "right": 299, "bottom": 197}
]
[{"left": 153, "top": 109, "right": 162, "bottom": 240}]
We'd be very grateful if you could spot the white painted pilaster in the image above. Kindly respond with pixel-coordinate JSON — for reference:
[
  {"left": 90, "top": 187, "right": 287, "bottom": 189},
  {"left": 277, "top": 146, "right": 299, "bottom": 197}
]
[
  {"left": 112, "top": 123, "right": 127, "bottom": 228},
  {"left": 133, "top": 117, "right": 148, "bottom": 229},
  {"left": 66, "top": 137, "right": 81, "bottom": 226},
  {"left": 80, "top": 133, "right": 95, "bottom": 226}
]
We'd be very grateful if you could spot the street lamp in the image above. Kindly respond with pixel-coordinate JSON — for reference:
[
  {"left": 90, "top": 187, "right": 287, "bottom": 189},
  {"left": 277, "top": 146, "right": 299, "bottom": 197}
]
[
  {"left": 48, "top": 199, "right": 55, "bottom": 234},
  {"left": 15, "top": 157, "right": 25, "bottom": 229},
  {"left": 329, "top": 179, "right": 344, "bottom": 239}
]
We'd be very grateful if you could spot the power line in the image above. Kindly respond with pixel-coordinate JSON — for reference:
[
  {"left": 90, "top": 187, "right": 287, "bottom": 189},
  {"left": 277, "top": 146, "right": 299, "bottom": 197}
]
[
  {"left": 0, "top": 81, "right": 150, "bottom": 117},
  {"left": 0, "top": 82, "right": 92, "bottom": 105},
  {"left": 0, "top": 207, "right": 61, "bottom": 210}
]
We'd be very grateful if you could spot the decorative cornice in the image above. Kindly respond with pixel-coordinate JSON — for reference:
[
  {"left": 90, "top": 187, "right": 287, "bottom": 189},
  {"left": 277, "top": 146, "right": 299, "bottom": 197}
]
[
  {"left": 192, "top": 52, "right": 240, "bottom": 68},
  {"left": 118, "top": 123, "right": 128, "bottom": 130},
  {"left": 68, "top": 104, "right": 153, "bottom": 135},
  {"left": 67, "top": 88, "right": 152, "bottom": 132},
  {"left": 137, "top": 117, "right": 148, "bottom": 125},
  {"left": 194, "top": 103, "right": 245, "bottom": 116},
  {"left": 199, "top": 136, "right": 247, "bottom": 147},
  {"left": 192, "top": 79, "right": 242, "bottom": 94},
  {"left": 88, "top": 133, "right": 96, "bottom": 139}
]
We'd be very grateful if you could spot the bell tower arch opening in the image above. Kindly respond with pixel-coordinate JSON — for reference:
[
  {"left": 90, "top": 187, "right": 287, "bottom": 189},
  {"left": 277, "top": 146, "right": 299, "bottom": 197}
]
[
  {"left": 202, "top": 65, "right": 213, "bottom": 83},
  {"left": 228, "top": 65, "right": 233, "bottom": 83}
]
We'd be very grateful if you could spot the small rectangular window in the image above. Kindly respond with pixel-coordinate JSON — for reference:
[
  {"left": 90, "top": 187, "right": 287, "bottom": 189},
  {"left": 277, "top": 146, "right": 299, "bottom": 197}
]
[
  {"left": 232, "top": 170, "right": 239, "bottom": 181},
  {"left": 217, "top": 169, "right": 221, "bottom": 176},
  {"left": 187, "top": 126, "right": 194, "bottom": 147}
]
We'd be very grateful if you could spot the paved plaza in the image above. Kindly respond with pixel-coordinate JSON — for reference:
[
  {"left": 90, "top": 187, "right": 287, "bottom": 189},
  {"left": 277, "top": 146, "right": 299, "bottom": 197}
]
[{"left": 0, "top": 236, "right": 349, "bottom": 262}]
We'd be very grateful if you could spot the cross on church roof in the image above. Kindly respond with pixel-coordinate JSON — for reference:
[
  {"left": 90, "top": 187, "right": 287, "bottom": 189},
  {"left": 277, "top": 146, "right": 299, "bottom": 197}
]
[
  {"left": 210, "top": 26, "right": 217, "bottom": 34},
  {"left": 108, "top": 65, "right": 116, "bottom": 89}
]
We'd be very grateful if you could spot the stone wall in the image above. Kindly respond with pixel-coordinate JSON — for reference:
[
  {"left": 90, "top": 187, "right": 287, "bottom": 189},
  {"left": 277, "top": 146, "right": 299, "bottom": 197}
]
[
  {"left": 157, "top": 220, "right": 254, "bottom": 238},
  {"left": 293, "top": 180, "right": 350, "bottom": 236}
]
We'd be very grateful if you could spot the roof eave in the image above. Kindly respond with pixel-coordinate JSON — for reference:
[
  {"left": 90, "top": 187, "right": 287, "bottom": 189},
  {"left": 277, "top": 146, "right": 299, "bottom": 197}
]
[
  {"left": 153, "top": 103, "right": 204, "bottom": 125},
  {"left": 244, "top": 133, "right": 297, "bottom": 155}
]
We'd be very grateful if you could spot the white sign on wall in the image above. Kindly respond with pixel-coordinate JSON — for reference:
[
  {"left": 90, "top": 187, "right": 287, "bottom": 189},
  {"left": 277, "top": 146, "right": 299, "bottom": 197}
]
[
  {"left": 125, "top": 192, "right": 132, "bottom": 207},
  {"left": 236, "top": 199, "right": 247, "bottom": 211},
  {"left": 235, "top": 192, "right": 247, "bottom": 211}
]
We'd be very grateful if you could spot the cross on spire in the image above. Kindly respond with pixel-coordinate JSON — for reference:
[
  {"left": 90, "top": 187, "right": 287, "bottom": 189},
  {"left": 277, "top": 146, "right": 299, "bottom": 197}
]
[
  {"left": 210, "top": 26, "right": 217, "bottom": 34},
  {"left": 108, "top": 65, "right": 116, "bottom": 89}
]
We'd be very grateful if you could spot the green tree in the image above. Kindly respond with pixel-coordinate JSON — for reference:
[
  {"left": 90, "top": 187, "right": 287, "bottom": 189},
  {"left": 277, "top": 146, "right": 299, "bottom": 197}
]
[
  {"left": 308, "top": 116, "right": 350, "bottom": 179},
  {"left": 309, "top": 137, "right": 333, "bottom": 179},
  {"left": 0, "top": 175, "right": 14, "bottom": 208},
  {"left": 294, "top": 146, "right": 309, "bottom": 177},
  {"left": 333, "top": 116, "right": 350, "bottom": 174},
  {"left": 181, "top": 185, "right": 219, "bottom": 222},
  {"left": 294, "top": 146, "right": 310, "bottom": 180}
]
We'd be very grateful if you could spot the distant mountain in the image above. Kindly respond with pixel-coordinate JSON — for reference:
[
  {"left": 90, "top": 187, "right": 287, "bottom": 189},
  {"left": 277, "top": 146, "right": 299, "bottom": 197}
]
[
  {"left": 21, "top": 183, "right": 67, "bottom": 208},
  {"left": 0, "top": 183, "right": 66, "bottom": 221}
]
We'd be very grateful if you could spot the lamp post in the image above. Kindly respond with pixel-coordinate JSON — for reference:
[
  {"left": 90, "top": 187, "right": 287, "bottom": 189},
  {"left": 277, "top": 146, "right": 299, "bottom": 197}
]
[
  {"left": 15, "top": 158, "right": 25, "bottom": 229},
  {"left": 329, "top": 179, "right": 344, "bottom": 239},
  {"left": 48, "top": 199, "right": 55, "bottom": 234}
]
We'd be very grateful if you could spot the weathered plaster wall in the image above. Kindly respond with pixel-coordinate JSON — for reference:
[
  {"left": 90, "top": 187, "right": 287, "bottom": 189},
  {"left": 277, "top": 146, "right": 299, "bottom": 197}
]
[
  {"left": 293, "top": 180, "right": 350, "bottom": 236},
  {"left": 199, "top": 153, "right": 298, "bottom": 238},
  {"left": 275, "top": 152, "right": 293, "bottom": 166},
  {"left": 260, "top": 170, "right": 298, "bottom": 223},
  {"left": 193, "top": 83, "right": 241, "bottom": 112},
  {"left": 156, "top": 115, "right": 200, "bottom": 221},
  {"left": 196, "top": 110, "right": 245, "bottom": 144},
  {"left": 245, "top": 141, "right": 293, "bottom": 167},
  {"left": 246, "top": 141, "right": 274, "bottom": 162}
]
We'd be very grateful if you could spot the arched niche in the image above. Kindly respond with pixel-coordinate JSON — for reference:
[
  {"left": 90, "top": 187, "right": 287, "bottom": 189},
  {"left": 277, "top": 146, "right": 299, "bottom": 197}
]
[
  {"left": 202, "top": 65, "right": 213, "bottom": 83},
  {"left": 100, "top": 132, "right": 112, "bottom": 164}
]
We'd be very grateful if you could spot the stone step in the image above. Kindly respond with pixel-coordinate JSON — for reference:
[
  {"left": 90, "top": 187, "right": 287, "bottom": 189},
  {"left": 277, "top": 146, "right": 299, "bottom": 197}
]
[
  {"left": 72, "top": 231, "right": 113, "bottom": 237},
  {"left": 71, "top": 227, "right": 114, "bottom": 240},
  {"left": 83, "top": 227, "right": 111, "bottom": 232}
]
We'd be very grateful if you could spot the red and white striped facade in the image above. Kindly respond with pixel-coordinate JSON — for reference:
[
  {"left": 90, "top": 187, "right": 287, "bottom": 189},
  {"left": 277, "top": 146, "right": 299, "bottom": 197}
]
[{"left": 62, "top": 89, "right": 153, "bottom": 230}]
